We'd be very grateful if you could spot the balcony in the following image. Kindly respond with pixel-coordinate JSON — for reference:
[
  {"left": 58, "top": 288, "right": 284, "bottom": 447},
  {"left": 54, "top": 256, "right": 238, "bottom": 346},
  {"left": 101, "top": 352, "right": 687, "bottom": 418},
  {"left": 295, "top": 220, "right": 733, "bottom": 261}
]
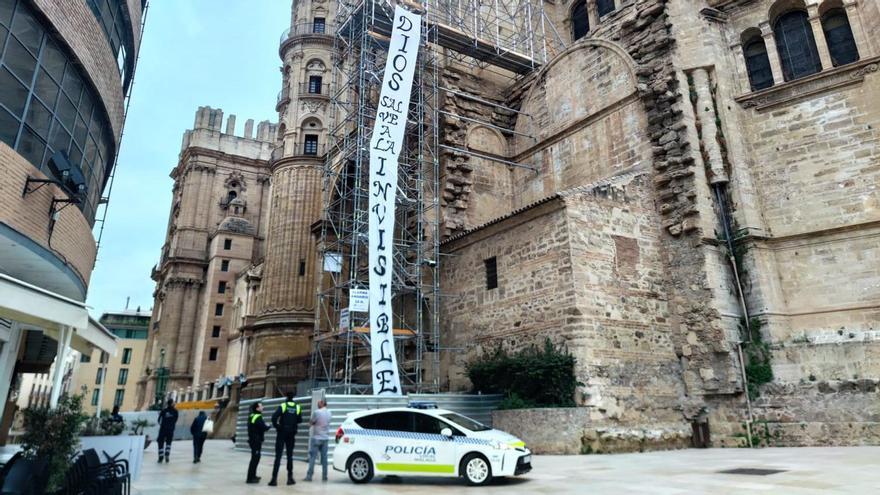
[
  {"left": 297, "top": 82, "right": 330, "bottom": 97},
  {"left": 279, "top": 22, "right": 334, "bottom": 50},
  {"left": 294, "top": 140, "right": 325, "bottom": 158},
  {"left": 270, "top": 141, "right": 326, "bottom": 165},
  {"left": 276, "top": 88, "right": 290, "bottom": 110}
]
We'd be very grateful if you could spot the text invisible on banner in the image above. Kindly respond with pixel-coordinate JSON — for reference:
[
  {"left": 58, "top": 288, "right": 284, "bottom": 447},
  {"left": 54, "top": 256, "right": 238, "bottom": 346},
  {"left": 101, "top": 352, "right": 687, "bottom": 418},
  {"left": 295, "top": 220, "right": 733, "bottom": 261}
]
[{"left": 367, "top": 6, "right": 421, "bottom": 396}]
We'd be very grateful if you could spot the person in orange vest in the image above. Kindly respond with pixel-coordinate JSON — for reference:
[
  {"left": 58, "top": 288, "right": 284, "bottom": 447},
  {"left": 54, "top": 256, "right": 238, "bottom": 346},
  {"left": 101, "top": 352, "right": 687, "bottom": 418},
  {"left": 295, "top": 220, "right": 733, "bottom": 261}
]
[
  {"left": 246, "top": 402, "right": 270, "bottom": 484},
  {"left": 268, "top": 393, "right": 302, "bottom": 486}
]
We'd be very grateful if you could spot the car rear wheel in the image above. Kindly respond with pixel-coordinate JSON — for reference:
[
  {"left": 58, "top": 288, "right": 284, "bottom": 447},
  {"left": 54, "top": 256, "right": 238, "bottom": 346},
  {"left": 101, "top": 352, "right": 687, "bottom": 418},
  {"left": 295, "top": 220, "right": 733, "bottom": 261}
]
[
  {"left": 462, "top": 453, "right": 492, "bottom": 486},
  {"left": 348, "top": 453, "right": 374, "bottom": 484}
]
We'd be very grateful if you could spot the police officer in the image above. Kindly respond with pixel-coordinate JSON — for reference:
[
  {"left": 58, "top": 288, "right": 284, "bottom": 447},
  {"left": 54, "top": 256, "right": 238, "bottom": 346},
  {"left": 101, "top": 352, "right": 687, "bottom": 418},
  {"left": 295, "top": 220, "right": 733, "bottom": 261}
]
[
  {"left": 269, "top": 392, "right": 302, "bottom": 486},
  {"left": 247, "top": 402, "right": 270, "bottom": 484},
  {"left": 157, "top": 399, "right": 178, "bottom": 463}
]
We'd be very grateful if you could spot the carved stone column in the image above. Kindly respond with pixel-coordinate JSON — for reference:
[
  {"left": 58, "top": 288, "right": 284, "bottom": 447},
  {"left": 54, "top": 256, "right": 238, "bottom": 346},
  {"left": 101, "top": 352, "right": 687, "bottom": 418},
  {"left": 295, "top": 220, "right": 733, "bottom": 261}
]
[
  {"left": 760, "top": 22, "right": 785, "bottom": 84},
  {"left": 808, "top": 4, "right": 833, "bottom": 69},
  {"left": 843, "top": 0, "right": 870, "bottom": 57},
  {"left": 729, "top": 42, "right": 751, "bottom": 92}
]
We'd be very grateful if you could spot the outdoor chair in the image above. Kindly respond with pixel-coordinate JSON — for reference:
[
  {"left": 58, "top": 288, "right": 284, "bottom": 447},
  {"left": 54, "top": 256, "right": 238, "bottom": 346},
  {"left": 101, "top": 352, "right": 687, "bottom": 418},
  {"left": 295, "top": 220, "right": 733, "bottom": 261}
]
[{"left": 0, "top": 455, "right": 48, "bottom": 495}]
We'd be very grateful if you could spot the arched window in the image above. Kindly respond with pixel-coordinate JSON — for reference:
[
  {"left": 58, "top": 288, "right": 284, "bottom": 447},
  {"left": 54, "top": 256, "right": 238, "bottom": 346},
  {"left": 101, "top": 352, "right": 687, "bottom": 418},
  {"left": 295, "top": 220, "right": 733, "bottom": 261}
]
[
  {"left": 822, "top": 9, "right": 859, "bottom": 66},
  {"left": 571, "top": 0, "right": 589, "bottom": 41},
  {"left": 597, "top": 0, "right": 615, "bottom": 17},
  {"left": 774, "top": 10, "right": 822, "bottom": 81},
  {"left": 226, "top": 190, "right": 238, "bottom": 202},
  {"left": 743, "top": 36, "right": 774, "bottom": 91}
]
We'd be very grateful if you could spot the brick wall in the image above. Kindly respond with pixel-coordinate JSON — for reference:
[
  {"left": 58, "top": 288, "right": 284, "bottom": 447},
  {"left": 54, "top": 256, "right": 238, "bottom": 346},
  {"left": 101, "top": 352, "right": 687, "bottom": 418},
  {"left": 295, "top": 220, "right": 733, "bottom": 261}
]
[{"left": 0, "top": 142, "right": 96, "bottom": 294}]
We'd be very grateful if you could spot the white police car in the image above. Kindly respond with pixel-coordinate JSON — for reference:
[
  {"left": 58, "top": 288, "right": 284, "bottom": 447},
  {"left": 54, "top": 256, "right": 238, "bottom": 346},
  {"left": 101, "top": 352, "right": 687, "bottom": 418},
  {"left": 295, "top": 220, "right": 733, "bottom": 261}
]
[{"left": 332, "top": 403, "right": 532, "bottom": 485}]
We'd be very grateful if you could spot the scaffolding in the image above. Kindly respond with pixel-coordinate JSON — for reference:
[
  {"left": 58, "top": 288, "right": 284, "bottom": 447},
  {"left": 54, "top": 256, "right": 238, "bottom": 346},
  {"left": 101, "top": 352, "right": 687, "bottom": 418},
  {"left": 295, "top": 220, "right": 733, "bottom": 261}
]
[{"left": 310, "top": 0, "right": 564, "bottom": 393}]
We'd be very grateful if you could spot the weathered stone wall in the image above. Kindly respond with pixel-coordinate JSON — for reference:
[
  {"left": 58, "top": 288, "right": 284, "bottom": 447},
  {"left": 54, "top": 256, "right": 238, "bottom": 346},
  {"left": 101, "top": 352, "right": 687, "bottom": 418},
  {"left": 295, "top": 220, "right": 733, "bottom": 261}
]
[
  {"left": 442, "top": 175, "right": 690, "bottom": 449},
  {"left": 440, "top": 199, "right": 576, "bottom": 386},
  {"left": 493, "top": 408, "right": 691, "bottom": 455}
]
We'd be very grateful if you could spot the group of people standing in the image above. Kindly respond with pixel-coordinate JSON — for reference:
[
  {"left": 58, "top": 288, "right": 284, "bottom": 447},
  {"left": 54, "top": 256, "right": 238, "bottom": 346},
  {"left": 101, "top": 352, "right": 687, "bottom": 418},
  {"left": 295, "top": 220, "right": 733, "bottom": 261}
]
[
  {"left": 151, "top": 395, "right": 332, "bottom": 485},
  {"left": 154, "top": 399, "right": 209, "bottom": 464},
  {"left": 247, "top": 393, "right": 332, "bottom": 485}
]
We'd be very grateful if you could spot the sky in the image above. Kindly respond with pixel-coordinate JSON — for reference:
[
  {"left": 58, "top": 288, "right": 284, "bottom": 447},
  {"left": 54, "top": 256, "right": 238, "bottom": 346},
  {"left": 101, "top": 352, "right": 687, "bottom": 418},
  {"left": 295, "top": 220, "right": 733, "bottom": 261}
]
[{"left": 86, "top": 1, "right": 289, "bottom": 317}]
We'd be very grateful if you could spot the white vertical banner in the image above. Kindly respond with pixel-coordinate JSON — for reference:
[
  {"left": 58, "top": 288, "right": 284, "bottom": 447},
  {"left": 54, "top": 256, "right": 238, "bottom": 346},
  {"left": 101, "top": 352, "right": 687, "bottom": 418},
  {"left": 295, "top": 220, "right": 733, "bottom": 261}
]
[{"left": 368, "top": 6, "right": 421, "bottom": 396}]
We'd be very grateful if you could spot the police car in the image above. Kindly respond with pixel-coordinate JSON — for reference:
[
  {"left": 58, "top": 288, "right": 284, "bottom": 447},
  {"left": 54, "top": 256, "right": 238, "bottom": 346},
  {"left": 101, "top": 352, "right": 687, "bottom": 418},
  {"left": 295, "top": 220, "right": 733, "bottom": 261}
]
[{"left": 332, "top": 403, "right": 532, "bottom": 485}]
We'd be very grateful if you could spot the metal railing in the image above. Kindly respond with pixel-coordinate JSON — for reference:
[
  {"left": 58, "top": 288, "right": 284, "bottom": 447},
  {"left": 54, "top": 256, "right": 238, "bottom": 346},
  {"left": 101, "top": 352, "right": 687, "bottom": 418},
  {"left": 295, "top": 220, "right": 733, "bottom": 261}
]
[
  {"left": 280, "top": 22, "right": 334, "bottom": 45},
  {"left": 293, "top": 140, "right": 325, "bottom": 157},
  {"left": 297, "top": 83, "right": 330, "bottom": 96}
]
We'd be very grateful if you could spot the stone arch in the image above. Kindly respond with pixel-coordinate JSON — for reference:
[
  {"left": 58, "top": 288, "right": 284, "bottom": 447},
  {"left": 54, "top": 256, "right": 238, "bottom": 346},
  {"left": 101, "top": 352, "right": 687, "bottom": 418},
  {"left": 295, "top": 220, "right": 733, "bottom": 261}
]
[
  {"left": 515, "top": 38, "right": 639, "bottom": 149},
  {"left": 466, "top": 125, "right": 507, "bottom": 155},
  {"left": 305, "top": 58, "right": 327, "bottom": 73},
  {"left": 510, "top": 38, "right": 650, "bottom": 205},
  {"left": 298, "top": 116, "right": 324, "bottom": 132},
  {"left": 768, "top": 0, "right": 808, "bottom": 25}
]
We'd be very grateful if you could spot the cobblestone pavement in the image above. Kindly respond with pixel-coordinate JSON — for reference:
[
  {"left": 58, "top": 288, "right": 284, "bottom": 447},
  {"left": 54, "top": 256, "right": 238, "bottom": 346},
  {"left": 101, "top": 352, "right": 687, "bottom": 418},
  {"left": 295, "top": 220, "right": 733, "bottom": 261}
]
[{"left": 133, "top": 440, "right": 879, "bottom": 494}]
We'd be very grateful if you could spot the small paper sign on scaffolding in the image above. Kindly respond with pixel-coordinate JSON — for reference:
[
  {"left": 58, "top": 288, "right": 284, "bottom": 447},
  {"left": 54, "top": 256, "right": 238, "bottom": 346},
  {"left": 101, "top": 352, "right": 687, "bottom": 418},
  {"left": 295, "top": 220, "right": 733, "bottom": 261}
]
[{"left": 349, "top": 289, "right": 369, "bottom": 313}]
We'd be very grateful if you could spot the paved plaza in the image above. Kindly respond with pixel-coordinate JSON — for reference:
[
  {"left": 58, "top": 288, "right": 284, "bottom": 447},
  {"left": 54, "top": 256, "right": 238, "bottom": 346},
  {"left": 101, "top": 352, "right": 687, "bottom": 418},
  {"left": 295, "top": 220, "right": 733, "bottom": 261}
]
[{"left": 132, "top": 440, "right": 879, "bottom": 494}]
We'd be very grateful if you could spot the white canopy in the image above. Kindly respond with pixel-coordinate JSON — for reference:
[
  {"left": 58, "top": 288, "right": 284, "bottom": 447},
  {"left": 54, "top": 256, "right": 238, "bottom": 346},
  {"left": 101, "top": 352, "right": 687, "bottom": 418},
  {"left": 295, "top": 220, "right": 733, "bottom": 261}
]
[{"left": 0, "top": 272, "right": 117, "bottom": 355}]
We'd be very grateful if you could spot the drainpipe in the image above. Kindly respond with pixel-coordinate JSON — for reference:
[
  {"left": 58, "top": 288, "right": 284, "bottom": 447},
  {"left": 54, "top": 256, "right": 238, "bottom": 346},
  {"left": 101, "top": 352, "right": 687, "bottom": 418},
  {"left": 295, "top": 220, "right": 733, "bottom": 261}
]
[
  {"left": 691, "top": 68, "right": 756, "bottom": 447},
  {"left": 713, "top": 185, "right": 755, "bottom": 448}
]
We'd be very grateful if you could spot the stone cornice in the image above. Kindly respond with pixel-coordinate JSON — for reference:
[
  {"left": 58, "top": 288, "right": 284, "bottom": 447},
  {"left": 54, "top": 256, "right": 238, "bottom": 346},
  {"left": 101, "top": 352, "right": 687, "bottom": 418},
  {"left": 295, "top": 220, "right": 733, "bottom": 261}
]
[
  {"left": 269, "top": 154, "right": 324, "bottom": 173},
  {"left": 179, "top": 146, "right": 271, "bottom": 171},
  {"left": 735, "top": 56, "right": 880, "bottom": 112}
]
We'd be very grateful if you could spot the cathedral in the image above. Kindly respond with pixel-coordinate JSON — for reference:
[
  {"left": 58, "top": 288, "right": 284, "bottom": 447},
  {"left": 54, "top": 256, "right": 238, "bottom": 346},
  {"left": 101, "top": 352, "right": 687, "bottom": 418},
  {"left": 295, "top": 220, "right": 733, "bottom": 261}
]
[{"left": 137, "top": 0, "right": 880, "bottom": 449}]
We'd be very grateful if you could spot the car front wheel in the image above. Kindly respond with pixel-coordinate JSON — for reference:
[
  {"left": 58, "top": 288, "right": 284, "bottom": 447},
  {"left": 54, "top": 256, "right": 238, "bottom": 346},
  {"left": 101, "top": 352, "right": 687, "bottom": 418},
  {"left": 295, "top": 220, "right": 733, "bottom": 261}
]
[
  {"left": 462, "top": 453, "right": 492, "bottom": 486},
  {"left": 348, "top": 453, "right": 374, "bottom": 484}
]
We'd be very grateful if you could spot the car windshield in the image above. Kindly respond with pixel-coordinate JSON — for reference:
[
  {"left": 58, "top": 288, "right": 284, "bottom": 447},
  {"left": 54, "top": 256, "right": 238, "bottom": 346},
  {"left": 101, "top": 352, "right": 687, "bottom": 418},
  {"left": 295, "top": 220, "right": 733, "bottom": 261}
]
[{"left": 440, "top": 413, "right": 491, "bottom": 432}]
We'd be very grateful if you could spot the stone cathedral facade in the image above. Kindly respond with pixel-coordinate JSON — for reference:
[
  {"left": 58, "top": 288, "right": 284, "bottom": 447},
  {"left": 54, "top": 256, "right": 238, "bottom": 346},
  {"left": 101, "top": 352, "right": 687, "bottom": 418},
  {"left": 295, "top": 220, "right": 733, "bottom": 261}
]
[{"left": 138, "top": 0, "right": 880, "bottom": 448}]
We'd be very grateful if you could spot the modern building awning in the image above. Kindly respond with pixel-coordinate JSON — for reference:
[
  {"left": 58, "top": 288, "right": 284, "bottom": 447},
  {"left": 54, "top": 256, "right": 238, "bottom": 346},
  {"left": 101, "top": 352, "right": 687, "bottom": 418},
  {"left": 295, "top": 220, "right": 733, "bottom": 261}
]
[{"left": 0, "top": 273, "right": 117, "bottom": 355}]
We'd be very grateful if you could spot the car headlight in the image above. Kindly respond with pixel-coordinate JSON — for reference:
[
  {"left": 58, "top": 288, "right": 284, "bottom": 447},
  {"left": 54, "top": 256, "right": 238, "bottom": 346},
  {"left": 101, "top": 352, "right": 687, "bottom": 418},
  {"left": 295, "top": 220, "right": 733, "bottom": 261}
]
[{"left": 491, "top": 441, "right": 514, "bottom": 450}]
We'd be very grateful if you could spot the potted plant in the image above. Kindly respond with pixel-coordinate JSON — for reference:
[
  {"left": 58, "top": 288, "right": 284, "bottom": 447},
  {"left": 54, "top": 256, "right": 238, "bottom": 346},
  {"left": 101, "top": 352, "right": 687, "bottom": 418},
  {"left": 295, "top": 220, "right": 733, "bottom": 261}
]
[{"left": 19, "top": 394, "right": 88, "bottom": 493}]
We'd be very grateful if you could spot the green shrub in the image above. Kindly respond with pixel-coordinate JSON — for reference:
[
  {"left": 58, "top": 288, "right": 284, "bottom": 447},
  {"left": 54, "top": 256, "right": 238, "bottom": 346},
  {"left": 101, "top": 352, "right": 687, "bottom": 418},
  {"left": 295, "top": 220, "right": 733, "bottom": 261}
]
[
  {"left": 466, "top": 339, "right": 581, "bottom": 409},
  {"left": 20, "top": 394, "right": 88, "bottom": 492}
]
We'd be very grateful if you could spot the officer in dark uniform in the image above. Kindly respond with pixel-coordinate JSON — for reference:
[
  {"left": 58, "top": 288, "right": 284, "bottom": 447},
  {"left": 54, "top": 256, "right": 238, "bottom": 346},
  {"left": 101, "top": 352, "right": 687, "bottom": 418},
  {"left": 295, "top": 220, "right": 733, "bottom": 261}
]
[
  {"left": 247, "top": 402, "right": 270, "bottom": 484},
  {"left": 156, "top": 399, "right": 178, "bottom": 463},
  {"left": 269, "top": 393, "right": 302, "bottom": 486}
]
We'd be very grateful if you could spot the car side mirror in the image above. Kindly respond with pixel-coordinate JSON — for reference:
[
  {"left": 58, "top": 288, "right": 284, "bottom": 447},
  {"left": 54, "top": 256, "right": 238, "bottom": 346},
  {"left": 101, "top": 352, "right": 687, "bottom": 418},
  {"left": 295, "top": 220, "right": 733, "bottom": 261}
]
[{"left": 441, "top": 428, "right": 453, "bottom": 438}]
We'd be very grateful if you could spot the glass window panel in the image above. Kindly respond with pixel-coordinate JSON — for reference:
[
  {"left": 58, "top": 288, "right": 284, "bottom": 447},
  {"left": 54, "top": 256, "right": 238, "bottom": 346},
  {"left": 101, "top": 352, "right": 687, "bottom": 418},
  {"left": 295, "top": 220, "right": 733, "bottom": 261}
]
[
  {"left": 73, "top": 115, "right": 88, "bottom": 146},
  {"left": 0, "top": 25, "right": 8, "bottom": 55},
  {"left": 11, "top": 5, "right": 43, "bottom": 55},
  {"left": 5, "top": 35, "right": 36, "bottom": 83},
  {"left": 744, "top": 39, "right": 773, "bottom": 91},
  {"left": 0, "top": 1, "right": 13, "bottom": 27},
  {"left": 49, "top": 118, "right": 70, "bottom": 153},
  {"left": 571, "top": 1, "right": 589, "bottom": 40},
  {"left": 25, "top": 96, "right": 50, "bottom": 138},
  {"left": 18, "top": 125, "right": 45, "bottom": 166},
  {"left": 33, "top": 68, "right": 58, "bottom": 107},
  {"left": 79, "top": 91, "right": 94, "bottom": 122},
  {"left": 0, "top": 105, "right": 19, "bottom": 147},
  {"left": 85, "top": 135, "right": 97, "bottom": 163},
  {"left": 68, "top": 142, "right": 82, "bottom": 166},
  {"left": 62, "top": 66, "right": 83, "bottom": 103},
  {"left": 57, "top": 93, "right": 76, "bottom": 130},
  {"left": 775, "top": 11, "right": 821, "bottom": 81},
  {"left": 597, "top": 0, "right": 615, "bottom": 17},
  {"left": 823, "top": 10, "right": 859, "bottom": 66},
  {"left": 41, "top": 40, "right": 66, "bottom": 81},
  {"left": 0, "top": 66, "right": 28, "bottom": 117},
  {"left": 100, "top": 0, "right": 113, "bottom": 24}
]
